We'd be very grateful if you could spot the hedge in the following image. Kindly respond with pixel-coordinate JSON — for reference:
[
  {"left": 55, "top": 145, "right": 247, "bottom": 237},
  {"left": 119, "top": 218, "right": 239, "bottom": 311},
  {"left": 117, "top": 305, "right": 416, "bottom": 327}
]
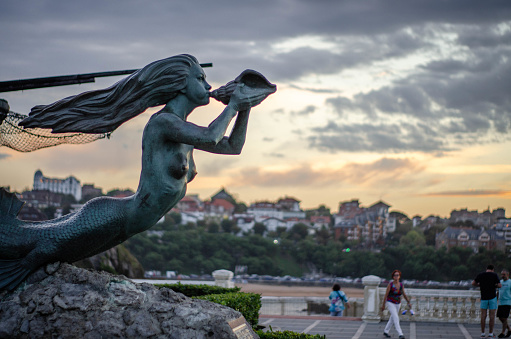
[
  {"left": 155, "top": 282, "right": 240, "bottom": 297},
  {"left": 196, "top": 292, "right": 261, "bottom": 327},
  {"left": 256, "top": 328, "right": 326, "bottom": 339}
]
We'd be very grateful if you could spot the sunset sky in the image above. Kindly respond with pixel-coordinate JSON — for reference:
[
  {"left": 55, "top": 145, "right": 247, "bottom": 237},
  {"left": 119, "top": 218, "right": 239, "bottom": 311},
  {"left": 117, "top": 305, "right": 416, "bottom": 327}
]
[{"left": 1, "top": 1, "right": 510, "bottom": 218}]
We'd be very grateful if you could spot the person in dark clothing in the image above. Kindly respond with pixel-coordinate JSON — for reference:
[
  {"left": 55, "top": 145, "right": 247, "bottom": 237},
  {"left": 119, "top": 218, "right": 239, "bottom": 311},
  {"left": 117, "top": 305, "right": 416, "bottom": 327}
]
[{"left": 473, "top": 264, "right": 502, "bottom": 338}]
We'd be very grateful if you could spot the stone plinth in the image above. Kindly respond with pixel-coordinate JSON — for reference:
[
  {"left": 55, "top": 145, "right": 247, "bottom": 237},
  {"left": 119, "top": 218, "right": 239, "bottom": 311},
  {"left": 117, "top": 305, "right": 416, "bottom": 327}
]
[
  {"left": 213, "top": 269, "right": 234, "bottom": 288},
  {"left": 362, "top": 274, "right": 381, "bottom": 323}
]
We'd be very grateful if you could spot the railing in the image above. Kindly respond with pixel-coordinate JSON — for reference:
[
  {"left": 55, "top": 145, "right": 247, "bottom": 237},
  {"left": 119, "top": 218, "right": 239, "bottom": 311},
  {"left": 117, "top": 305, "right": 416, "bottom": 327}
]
[
  {"left": 260, "top": 280, "right": 482, "bottom": 324},
  {"left": 260, "top": 297, "right": 364, "bottom": 317},
  {"left": 379, "top": 288, "right": 480, "bottom": 323}
]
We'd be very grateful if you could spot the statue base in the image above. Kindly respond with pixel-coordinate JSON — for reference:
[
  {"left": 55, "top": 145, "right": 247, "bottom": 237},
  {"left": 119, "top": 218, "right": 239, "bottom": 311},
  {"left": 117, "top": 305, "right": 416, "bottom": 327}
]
[{"left": 0, "top": 263, "right": 258, "bottom": 338}]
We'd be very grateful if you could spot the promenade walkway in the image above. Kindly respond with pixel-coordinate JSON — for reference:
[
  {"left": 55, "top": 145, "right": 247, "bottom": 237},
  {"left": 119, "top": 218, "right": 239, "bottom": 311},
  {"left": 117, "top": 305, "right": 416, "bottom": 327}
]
[{"left": 259, "top": 315, "right": 485, "bottom": 339}]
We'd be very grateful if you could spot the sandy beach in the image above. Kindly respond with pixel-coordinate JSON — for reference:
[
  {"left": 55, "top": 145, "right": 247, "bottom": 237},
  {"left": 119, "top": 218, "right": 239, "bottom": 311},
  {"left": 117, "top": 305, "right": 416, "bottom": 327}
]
[{"left": 236, "top": 283, "right": 364, "bottom": 298}]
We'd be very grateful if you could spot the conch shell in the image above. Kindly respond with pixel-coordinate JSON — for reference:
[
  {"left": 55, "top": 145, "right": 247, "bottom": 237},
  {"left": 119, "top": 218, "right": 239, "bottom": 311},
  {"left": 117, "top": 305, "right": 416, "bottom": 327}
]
[{"left": 210, "top": 69, "right": 277, "bottom": 105}]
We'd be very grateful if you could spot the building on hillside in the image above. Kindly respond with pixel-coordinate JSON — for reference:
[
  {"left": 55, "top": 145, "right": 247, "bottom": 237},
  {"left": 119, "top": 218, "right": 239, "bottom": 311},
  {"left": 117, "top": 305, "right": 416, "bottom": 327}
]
[
  {"left": 412, "top": 215, "right": 422, "bottom": 227},
  {"left": 204, "top": 198, "right": 235, "bottom": 219},
  {"left": 277, "top": 197, "right": 301, "bottom": 212},
  {"left": 435, "top": 226, "right": 505, "bottom": 253},
  {"left": 419, "top": 215, "right": 448, "bottom": 229},
  {"left": 210, "top": 188, "right": 236, "bottom": 205},
  {"left": 33, "top": 169, "right": 82, "bottom": 202},
  {"left": 247, "top": 198, "right": 306, "bottom": 223},
  {"left": 336, "top": 199, "right": 364, "bottom": 220},
  {"left": 81, "top": 184, "right": 103, "bottom": 201},
  {"left": 18, "top": 205, "right": 48, "bottom": 221},
  {"left": 175, "top": 194, "right": 203, "bottom": 212},
  {"left": 355, "top": 210, "right": 388, "bottom": 244},
  {"left": 233, "top": 214, "right": 256, "bottom": 233},
  {"left": 247, "top": 201, "right": 280, "bottom": 221},
  {"left": 450, "top": 207, "right": 506, "bottom": 227},
  {"left": 333, "top": 200, "right": 393, "bottom": 244},
  {"left": 334, "top": 219, "right": 359, "bottom": 240},
  {"left": 493, "top": 218, "right": 511, "bottom": 252},
  {"left": 310, "top": 215, "right": 331, "bottom": 230},
  {"left": 108, "top": 189, "right": 134, "bottom": 198},
  {"left": 21, "top": 189, "right": 62, "bottom": 208},
  {"left": 284, "top": 218, "right": 311, "bottom": 231},
  {"left": 260, "top": 217, "right": 287, "bottom": 233},
  {"left": 179, "top": 211, "right": 204, "bottom": 225},
  {"left": 171, "top": 194, "right": 204, "bottom": 224}
]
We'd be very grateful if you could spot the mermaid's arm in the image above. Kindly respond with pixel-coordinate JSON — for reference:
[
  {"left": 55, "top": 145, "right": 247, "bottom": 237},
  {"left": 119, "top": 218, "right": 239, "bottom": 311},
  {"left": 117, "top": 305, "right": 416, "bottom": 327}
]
[
  {"left": 155, "top": 103, "right": 238, "bottom": 148},
  {"left": 156, "top": 84, "right": 264, "bottom": 149},
  {"left": 195, "top": 108, "right": 250, "bottom": 155}
]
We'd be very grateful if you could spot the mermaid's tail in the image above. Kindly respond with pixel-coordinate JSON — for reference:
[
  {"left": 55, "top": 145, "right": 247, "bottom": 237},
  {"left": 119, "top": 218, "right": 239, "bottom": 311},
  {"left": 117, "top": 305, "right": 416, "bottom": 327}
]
[
  {"left": 0, "top": 187, "right": 24, "bottom": 220},
  {"left": 0, "top": 258, "right": 31, "bottom": 291},
  {"left": 0, "top": 188, "right": 30, "bottom": 291}
]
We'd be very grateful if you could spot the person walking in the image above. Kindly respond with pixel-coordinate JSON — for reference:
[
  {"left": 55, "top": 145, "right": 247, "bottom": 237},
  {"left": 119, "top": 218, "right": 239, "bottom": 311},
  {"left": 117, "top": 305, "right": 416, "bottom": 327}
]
[
  {"left": 497, "top": 269, "right": 511, "bottom": 338},
  {"left": 473, "top": 264, "right": 502, "bottom": 338},
  {"left": 381, "top": 270, "right": 411, "bottom": 339},
  {"left": 328, "top": 283, "right": 350, "bottom": 316}
]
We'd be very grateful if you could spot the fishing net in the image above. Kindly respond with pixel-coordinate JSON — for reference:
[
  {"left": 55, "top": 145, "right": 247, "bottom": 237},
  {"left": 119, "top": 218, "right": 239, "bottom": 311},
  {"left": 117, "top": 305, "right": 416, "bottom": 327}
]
[{"left": 0, "top": 111, "right": 110, "bottom": 152}]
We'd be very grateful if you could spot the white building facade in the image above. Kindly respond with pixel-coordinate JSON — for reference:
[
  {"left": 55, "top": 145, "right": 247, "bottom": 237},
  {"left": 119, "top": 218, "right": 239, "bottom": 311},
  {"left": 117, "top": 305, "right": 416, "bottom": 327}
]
[{"left": 33, "top": 170, "right": 82, "bottom": 202}]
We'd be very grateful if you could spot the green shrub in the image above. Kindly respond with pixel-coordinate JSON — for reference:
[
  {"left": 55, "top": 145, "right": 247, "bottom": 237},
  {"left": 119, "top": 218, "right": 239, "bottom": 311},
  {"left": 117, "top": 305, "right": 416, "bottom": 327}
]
[
  {"left": 196, "top": 292, "right": 261, "bottom": 327},
  {"left": 256, "top": 328, "right": 326, "bottom": 339},
  {"left": 155, "top": 282, "right": 240, "bottom": 297},
  {"left": 157, "top": 283, "right": 259, "bottom": 326}
]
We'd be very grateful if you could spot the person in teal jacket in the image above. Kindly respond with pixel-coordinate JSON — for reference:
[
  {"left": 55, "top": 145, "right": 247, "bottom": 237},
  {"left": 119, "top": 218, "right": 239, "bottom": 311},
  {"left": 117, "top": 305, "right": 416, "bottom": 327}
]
[
  {"left": 497, "top": 269, "right": 511, "bottom": 338},
  {"left": 329, "top": 283, "right": 350, "bottom": 316}
]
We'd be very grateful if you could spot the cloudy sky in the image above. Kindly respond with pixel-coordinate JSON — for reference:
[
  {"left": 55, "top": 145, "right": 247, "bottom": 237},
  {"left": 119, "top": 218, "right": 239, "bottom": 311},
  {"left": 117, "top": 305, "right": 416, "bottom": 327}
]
[{"left": 1, "top": 0, "right": 511, "bottom": 218}]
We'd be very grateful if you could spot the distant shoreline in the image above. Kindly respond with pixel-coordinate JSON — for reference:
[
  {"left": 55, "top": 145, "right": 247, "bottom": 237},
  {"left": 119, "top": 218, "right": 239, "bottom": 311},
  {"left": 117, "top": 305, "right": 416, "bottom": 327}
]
[{"left": 236, "top": 282, "right": 365, "bottom": 298}]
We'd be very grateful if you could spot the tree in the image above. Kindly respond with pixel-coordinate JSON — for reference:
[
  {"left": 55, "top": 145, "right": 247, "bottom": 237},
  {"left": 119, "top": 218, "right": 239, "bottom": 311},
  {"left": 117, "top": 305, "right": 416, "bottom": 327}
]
[
  {"left": 234, "top": 202, "right": 247, "bottom": 214},
  {"left": 208, "top": 222, "right": 220, "bottom": 233},
  {"left": 289, "top": 223, "right": 309, "bottom": 241},
  {"left": 399, "top": 230, "right": 426, "bottom": 247},
  {"left": 452, "top": 265, "right": 470, "bottom": 280},
  {"left": 389, "top": 211, "right": 410, "bottom": 223},
  {"left": 42, "top": 206, "right": 56, "bottom": 219},
  {"left": 57, "top": 193, "right": 78, "bottom": 215},
  {"left": 221, "top": 219, "right": 236, "bottom": 233},
  {"left": 315, "top": 226, "right": 331, "bottom": 245},
  {"left": 423, "top": 224, "right": 447, "bottom": 246},
  {"left": 450, "top": 220, "right": 476, "bottom": 228},
  {"left": 305, "top": 205, "right": 331, "bottom": 218},
  {"left": 253, "top": 223, "right": 267, "bottom": 236}
]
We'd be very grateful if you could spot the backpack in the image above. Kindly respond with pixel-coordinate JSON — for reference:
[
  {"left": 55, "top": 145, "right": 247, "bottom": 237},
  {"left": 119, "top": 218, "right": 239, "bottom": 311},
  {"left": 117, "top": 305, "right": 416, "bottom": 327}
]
[{"left": 334, "top": 291, "right": 345, "bottom": 312}]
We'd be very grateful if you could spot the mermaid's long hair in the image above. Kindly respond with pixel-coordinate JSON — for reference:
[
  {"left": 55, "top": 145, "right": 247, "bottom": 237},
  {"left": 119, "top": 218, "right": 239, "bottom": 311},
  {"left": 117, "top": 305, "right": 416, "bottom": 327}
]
[{"left": 20, "top": 54, "right": 199, "bottom": 134}]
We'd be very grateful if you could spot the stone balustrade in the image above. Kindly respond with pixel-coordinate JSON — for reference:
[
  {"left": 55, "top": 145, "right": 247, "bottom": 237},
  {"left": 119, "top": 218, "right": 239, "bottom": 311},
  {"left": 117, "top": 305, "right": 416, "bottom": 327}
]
[
  {"left": 379, "top": 287, "right": 480, "bottom": 323},
  {"left": 259, "top": 275, "right": 482, "bottom": 324},
  {"left": 260, "top": 296, "right": 364, "bottom": 317}
]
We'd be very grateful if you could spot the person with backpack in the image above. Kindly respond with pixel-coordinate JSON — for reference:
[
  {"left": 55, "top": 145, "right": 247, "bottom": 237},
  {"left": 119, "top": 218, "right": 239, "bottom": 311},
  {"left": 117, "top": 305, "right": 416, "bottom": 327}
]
[{"left": 329, "top": 283, "right": 350, "bottom": 316}]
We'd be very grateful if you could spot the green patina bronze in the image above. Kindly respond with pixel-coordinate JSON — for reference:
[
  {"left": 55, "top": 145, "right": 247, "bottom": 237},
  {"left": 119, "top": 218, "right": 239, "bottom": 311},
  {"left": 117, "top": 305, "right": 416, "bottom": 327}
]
[{"left": 0, "top": 54, "right": 276, "bottom": 291}]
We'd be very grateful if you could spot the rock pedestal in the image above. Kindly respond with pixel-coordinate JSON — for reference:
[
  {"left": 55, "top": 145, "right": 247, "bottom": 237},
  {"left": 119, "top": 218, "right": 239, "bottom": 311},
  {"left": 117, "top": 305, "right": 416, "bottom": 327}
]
[{"left": 0, "top": 263, "right": 257, "bottom": 338}]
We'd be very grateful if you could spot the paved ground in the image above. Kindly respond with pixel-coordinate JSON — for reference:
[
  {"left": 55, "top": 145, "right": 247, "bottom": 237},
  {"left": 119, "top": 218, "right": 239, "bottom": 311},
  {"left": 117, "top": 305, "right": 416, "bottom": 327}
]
[{"left": 259, "top": 315, "right": 489, "bottom": 339}]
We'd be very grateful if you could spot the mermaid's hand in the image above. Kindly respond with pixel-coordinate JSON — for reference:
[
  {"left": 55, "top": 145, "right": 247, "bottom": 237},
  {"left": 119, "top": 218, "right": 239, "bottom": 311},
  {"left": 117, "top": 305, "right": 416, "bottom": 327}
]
[{"left": 228, "top": 83, "right": 271, "bottom": 111}]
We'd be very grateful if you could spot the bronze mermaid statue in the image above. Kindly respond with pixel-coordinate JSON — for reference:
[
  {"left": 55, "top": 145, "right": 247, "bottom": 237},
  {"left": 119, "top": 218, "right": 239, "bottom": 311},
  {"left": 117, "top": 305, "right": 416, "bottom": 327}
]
[{"left": 0, "top": 54, "right": 276, "bottom": 291}]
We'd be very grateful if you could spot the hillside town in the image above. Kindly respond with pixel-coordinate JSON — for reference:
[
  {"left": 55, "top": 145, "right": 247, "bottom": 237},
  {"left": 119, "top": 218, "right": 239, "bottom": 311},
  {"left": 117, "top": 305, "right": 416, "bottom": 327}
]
[{"left": 7, "top": 170, "right": 511, "bottom": 254}]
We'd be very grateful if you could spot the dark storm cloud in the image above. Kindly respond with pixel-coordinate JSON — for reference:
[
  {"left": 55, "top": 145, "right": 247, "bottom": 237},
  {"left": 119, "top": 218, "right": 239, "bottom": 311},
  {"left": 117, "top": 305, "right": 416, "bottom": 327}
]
[
  {"left": 292, "top": 105, "right": 317, "bottom": 116},
  {"left": 3, "top": 0, "right": 509, "bottom": 81},
  {"left": 308, "top": 121, "right": 449, "bottom": 153},
  {"left": 288, "top": 85, "right": 340, "bottom": 94},
  {"left": 312, "top": 27, "right": 511, "bottom": 153},
  {"left": 1, "top": 0, "right": 510, "bottom": 153}
]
